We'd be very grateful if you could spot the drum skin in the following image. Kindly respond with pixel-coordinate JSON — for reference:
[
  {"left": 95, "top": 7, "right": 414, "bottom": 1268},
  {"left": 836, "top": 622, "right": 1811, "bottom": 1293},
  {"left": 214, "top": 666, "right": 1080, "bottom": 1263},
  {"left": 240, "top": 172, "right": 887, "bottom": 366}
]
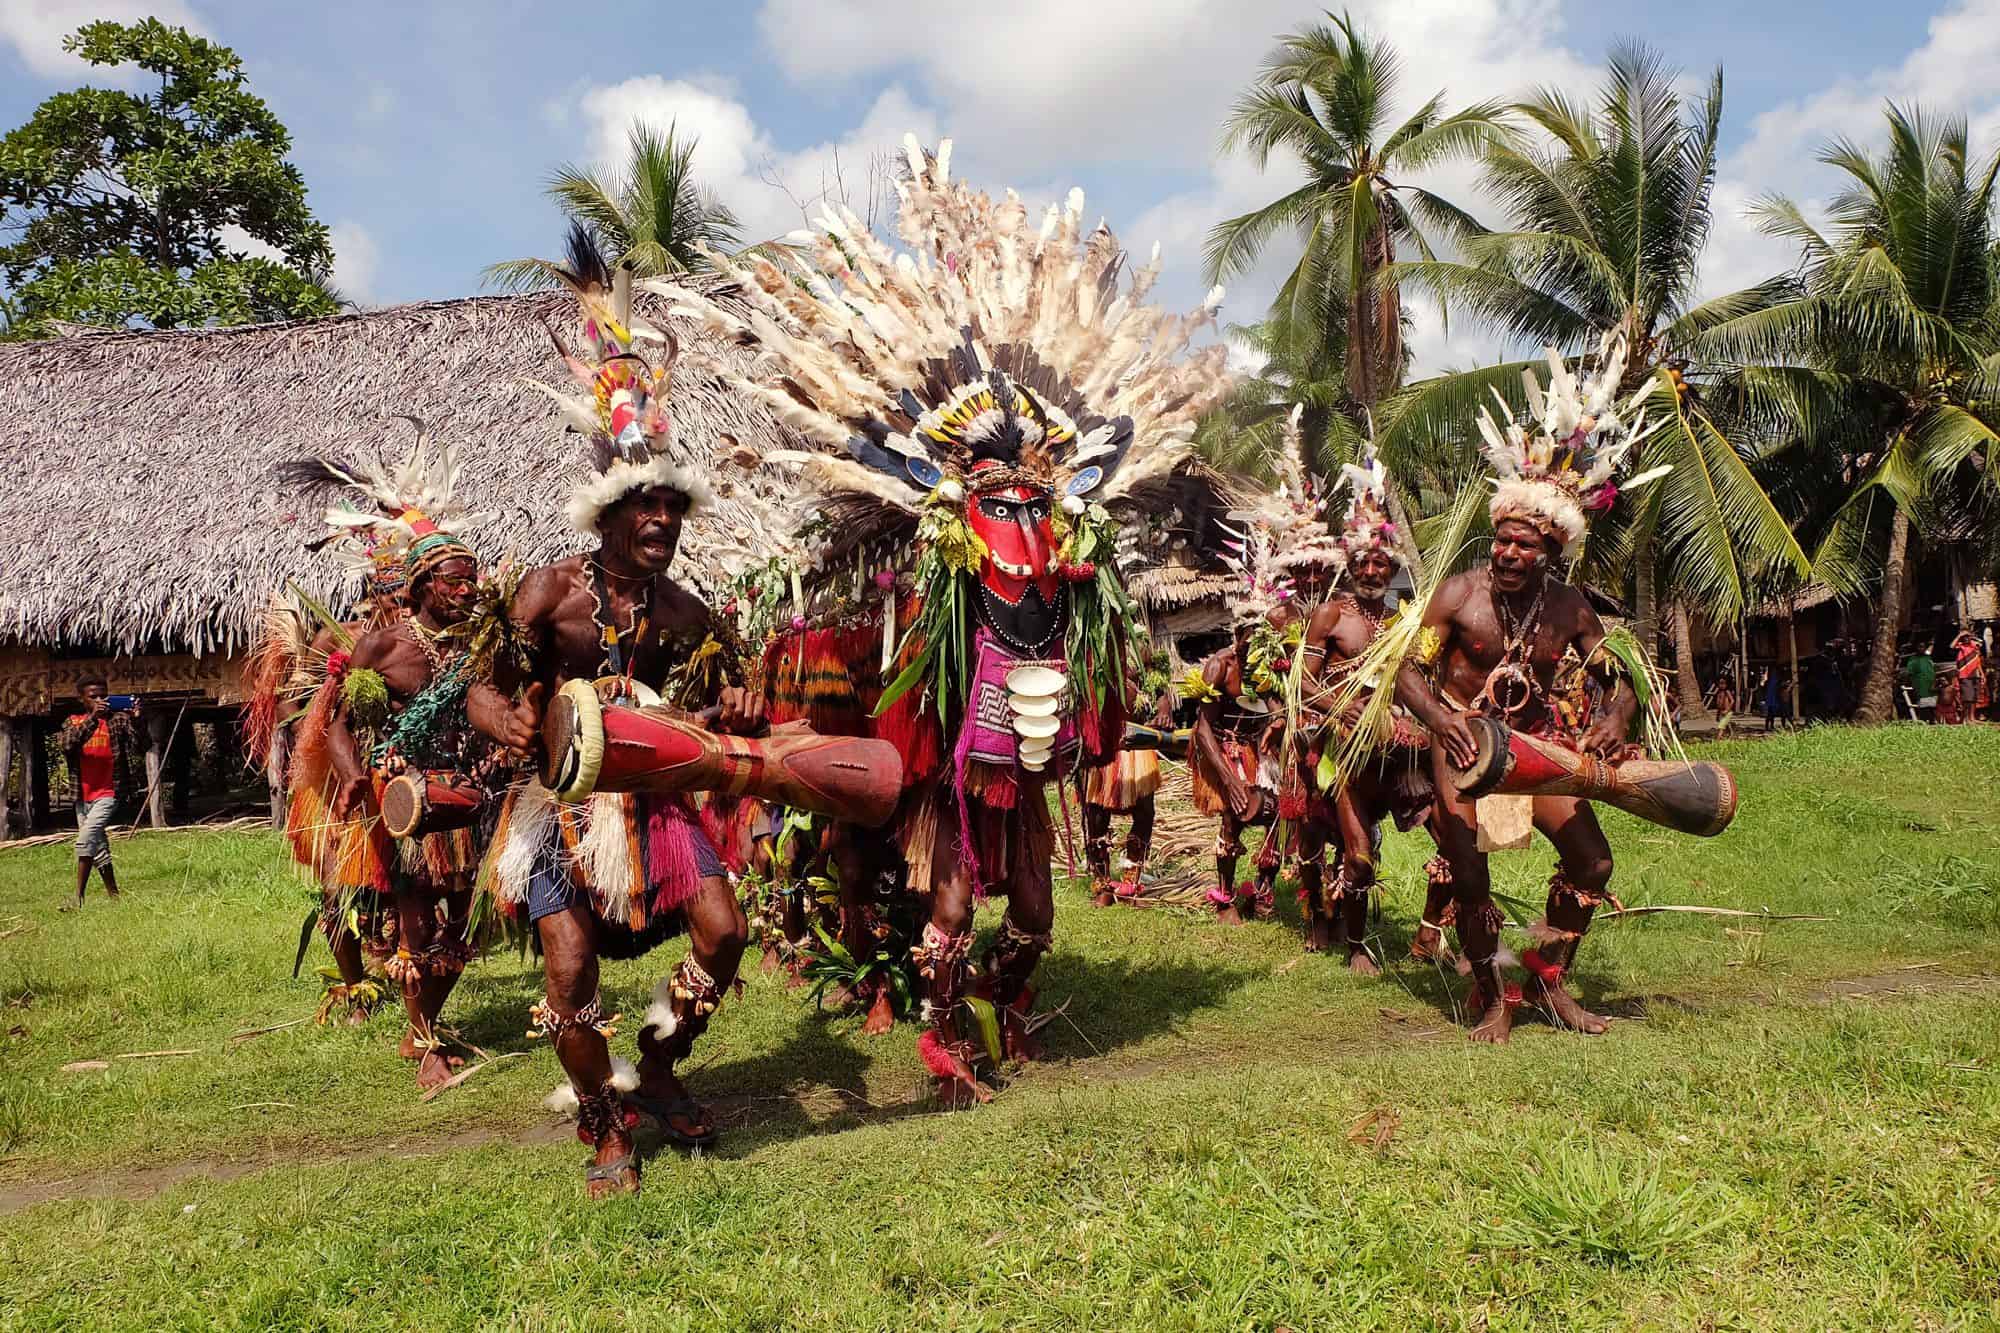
[
  {"left": 1451, "top": 715, "right": 1737, "bottom": 837},
  {"left": 543, "top": 680, "right": 904, "bottom": 828},
  {"left": 380, "top": 771, "right": 483, "bottom": 839}
]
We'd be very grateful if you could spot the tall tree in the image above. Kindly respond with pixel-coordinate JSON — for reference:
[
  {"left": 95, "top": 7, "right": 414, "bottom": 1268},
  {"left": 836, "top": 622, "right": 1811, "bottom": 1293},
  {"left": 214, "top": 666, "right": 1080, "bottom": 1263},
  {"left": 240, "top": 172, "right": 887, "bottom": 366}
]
[
  {"left": 0, "top": 20, "right": 336, "bottom": 338},
  {"left": 1203, "top": 12, "right": 1505, "bottom": 572},
  {"left": 1385, "top": 46, "right": 1808, "bottom": 684},
  {"left": 1704, "top": 104, "right": 2000, "bottom": 721},
  {"left": 485, "top": 122, "right": 741, "bottom": 291}
]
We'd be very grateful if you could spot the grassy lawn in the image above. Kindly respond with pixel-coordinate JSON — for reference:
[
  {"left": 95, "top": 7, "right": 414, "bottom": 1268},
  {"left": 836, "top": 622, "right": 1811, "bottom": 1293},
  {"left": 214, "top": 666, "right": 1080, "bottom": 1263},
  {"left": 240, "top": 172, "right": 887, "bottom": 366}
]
[{"left": 0, "top": 724, "right": 1995, "bottom": 1329}]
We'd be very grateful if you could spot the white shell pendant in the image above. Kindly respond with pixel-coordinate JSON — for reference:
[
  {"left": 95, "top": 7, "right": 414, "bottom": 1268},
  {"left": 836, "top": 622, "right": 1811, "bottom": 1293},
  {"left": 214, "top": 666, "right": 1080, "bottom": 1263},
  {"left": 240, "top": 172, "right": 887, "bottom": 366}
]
[{"left": 1005, "top": 664, "right": 1068, "bottom": 773}]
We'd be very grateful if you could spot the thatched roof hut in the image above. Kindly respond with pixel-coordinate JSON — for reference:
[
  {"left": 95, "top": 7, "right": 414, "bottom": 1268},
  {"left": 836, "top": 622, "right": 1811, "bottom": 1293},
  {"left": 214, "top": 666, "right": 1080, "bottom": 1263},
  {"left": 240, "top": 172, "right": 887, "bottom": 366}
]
[
  {"left": 0, "top": 280, "right": 786, "bottom": 661},
  {"left": 0, "top": 281, "right": 789, "bottom": 833}
]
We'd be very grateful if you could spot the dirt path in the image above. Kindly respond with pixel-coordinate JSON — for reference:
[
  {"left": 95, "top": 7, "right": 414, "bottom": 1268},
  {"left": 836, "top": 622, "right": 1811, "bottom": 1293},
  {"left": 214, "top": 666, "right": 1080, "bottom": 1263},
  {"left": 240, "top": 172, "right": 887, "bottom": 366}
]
[{"left": 2, "top": 966, "right": 1992, "bottom": 1216}]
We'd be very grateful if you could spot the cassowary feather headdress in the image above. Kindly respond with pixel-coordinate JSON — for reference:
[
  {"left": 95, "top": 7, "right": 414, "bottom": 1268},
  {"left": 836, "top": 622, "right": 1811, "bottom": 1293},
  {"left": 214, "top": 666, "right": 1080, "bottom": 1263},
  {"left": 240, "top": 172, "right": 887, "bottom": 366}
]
[
  {"left": 281, "top": 415, "right": 488, "bottom": 598},
  {"left": 1477, "top": 331, "right": 1667, "bottom": 557},
  {"left": 522, "top": 224, "right": 712, "bottom": 535},
  {"left": 662, "top": 134, "right": 1233, "bottom": 559}
]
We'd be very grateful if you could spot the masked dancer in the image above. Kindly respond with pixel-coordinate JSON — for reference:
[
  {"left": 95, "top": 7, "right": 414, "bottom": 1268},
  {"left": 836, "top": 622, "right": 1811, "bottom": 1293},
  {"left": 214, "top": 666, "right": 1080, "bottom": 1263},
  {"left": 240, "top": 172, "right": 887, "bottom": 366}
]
[{"left": 668, "top": 135, "right": 1230, "bottom": 1105}]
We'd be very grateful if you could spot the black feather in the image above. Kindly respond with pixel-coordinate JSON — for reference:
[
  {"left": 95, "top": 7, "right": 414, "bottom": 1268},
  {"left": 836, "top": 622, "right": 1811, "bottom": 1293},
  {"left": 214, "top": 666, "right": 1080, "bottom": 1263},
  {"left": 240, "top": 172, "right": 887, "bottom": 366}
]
[
  {"left": 273, "top": 458, "right": 350, "bottom": 489},
  {"left": 843, "top": 425, "right": 919, "bottom": 483},
  {"left": 561, "top": 221, "right": 613, "bottom": 290}
]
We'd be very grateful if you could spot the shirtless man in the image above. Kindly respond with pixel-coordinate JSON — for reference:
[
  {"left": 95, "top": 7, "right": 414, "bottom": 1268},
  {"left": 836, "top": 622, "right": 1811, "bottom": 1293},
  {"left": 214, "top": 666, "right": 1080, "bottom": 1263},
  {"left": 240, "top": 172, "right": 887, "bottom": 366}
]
[
  {"left": 469, "top": 483, "right": 762, "bottom": 1196},
  {"left": 326, "top": 536, "right": 485, "bottom": 1088},
  {"left": 1190, "top": 611, "right": 1297, "bottom": 926},
  {"left": 1298, "top": 546, "right": 1435, "bottom": 971},
  {"left": 1396, "top": 517, "right": 1637, "bottom": 1042}
]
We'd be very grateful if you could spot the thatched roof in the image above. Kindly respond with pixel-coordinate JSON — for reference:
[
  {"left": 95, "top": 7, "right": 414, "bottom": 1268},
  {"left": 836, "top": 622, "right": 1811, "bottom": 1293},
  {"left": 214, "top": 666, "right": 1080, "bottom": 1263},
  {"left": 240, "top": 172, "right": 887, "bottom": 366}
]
[
  {"left": 1748, "top": 582, "right": 1840, "bottom": 619},
  {"left": 0, "top": 282, "right": 790, "bottom": 655},
  {"left": 1128, "top": 563, "right": 1234, "bottom": 611}
]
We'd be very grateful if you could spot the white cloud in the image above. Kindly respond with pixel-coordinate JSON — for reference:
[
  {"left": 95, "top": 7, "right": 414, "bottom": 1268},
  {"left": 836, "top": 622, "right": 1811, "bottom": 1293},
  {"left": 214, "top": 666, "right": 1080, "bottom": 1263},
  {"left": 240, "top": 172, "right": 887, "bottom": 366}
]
[
  {"left": 1703, "top": 0, "right": 2000, "bottom": 299},
  {"left": 0, "top": 0, "right": 203, "bottom": 80},
  {"left": 217, "top": 223, "right": 282, "bottom": 263},
  {"left": 568, "top": 75, "right": 936, "bottom": 246},
  {"left": 329, "top": 220, "right": 379, "bottom": 305},
  {"left": 1104, "top": 0, "right": 1595, "bottom": 371}
]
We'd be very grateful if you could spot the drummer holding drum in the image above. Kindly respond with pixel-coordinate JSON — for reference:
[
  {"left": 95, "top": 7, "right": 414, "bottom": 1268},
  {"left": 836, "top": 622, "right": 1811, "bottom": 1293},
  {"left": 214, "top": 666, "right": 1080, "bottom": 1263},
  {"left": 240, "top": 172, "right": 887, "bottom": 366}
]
[
  {"left": 1382, "top": 336, "right": 1693, "bottom": 1045},
  {"left": 325, "top": 518, "right": 490, "bottom": 1090}
]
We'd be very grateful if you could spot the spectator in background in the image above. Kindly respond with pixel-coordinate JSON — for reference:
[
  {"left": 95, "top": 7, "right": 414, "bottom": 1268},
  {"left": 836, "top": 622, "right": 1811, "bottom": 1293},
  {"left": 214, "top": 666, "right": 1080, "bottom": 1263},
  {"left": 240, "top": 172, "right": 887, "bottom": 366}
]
[
  {"left": 1951, "top": 629, "right": 1987, "bottom": 723},
  {"left": 58, "top": 680, "right": 139, "bottom": 908},
  {"left": 1761, "top": 666, "right": 1784, "bottom": 732},
  {"left": 1710, "top": 674, "right": 1738, "bottom": 736},
  {"left": 1901, "top": 643, "right": 1938, "bottom": 721}
]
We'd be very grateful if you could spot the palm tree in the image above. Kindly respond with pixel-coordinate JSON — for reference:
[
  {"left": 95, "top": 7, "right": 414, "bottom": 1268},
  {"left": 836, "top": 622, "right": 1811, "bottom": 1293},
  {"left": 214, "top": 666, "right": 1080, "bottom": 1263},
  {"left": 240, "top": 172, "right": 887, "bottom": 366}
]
[
  {"left": 1383, "top": 45, "right": 1808, "bottom": 711},
  {"left": 1203, "top": 12, "right": 1506, "bottom": 573},
  {"left": 485, "top": 121, "right": 741, "bottom": 291},
  {"left": 1703, "top": 104, "right": 2000, "bottom": 721}
]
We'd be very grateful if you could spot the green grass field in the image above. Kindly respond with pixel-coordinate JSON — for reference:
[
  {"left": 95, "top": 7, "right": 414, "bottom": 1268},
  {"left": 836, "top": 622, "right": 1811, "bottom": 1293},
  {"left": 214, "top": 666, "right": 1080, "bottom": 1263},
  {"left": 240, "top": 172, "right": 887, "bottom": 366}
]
[{"left": 0, "top": 724, "right": 1996, "bottom": 1330}]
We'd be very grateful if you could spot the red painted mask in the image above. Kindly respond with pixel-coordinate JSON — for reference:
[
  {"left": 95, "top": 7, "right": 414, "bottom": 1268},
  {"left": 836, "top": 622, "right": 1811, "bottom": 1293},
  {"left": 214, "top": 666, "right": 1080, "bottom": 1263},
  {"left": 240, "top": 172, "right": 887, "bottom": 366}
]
[
  {"left": 969, "top": 480, "right": 1059, "bottom": 604},
  {"left": 967, "top": 473, "right": 1065, "bottom": 654}
]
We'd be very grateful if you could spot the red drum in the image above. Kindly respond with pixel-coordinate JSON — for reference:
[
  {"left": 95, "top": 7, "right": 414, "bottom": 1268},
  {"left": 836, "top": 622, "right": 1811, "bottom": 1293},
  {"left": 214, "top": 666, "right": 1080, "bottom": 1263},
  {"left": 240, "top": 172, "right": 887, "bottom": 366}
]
[
  {"left": 1452, "top": 716, "right": 1737, "bottom": 837},
  {"left": 379, "top": 771, "right": 484, "bottom": 839},
  {"left": 542, "top": 680, "right": 905, "bottom": 829}
]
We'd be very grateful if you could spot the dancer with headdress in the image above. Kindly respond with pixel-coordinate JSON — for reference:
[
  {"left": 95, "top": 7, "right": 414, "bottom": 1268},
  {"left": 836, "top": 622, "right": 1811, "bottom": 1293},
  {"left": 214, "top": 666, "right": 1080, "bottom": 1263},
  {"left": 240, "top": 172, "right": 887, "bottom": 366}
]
[
  {"left": 1190, "top": 409, "right": 1347, "bottom": 927},
  {"left": 467, "top": 229, "right": 767, "bottom": 1195},
  {"left": 668, "top": 135, "right": 1230, "bottom": 1104},
  {"left": 1297, "top": 435, "right": 1435, "bottom": 969},
  {"left": 1344, "top": 334, "right": 1676, "bottom": 1042},
  {"left": 250, "top": 427, "right": 483, "bottom": 1028},
  {"left": 277, "top": 425, "right": 494, "bottom": 1084}
]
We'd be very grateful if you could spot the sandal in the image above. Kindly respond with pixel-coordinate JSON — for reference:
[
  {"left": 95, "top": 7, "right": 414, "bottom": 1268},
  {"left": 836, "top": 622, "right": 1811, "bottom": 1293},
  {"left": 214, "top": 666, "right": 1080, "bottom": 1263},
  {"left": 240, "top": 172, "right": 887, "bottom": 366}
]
[
  {"left": 584, "top": 1152, "right": 640, "bottom": 1191},
  {"left": 625, "top": 1090, "right": 719, "bottom": 1149}
]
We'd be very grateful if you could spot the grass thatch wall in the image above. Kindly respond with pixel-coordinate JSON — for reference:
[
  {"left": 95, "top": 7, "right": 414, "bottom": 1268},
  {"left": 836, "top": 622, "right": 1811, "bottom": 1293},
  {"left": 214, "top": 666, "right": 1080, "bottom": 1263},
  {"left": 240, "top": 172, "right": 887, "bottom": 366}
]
[{"left": 0, "top": 282, "right": 789, "bottom": 656}]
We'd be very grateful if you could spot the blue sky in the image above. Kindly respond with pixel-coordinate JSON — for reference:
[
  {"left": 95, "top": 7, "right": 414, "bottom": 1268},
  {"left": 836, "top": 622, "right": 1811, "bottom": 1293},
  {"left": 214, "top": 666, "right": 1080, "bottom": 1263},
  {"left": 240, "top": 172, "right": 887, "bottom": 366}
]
[{"left": 4, "top": 0, "right": 1996, "bottom": 370}]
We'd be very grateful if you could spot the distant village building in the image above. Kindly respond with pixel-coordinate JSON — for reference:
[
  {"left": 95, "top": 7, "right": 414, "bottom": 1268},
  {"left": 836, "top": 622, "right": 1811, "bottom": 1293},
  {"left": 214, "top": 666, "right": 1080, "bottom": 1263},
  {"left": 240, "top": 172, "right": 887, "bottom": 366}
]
[{"left": 0, "top": 284, "right": 789, "bottom": 837}]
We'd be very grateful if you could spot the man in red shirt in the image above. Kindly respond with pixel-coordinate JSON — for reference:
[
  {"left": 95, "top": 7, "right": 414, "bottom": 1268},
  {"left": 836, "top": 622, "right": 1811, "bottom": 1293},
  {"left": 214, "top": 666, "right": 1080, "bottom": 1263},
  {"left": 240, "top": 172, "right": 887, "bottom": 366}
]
[{"left": 59, "top": 680, "right": 137, "bottom": 907}]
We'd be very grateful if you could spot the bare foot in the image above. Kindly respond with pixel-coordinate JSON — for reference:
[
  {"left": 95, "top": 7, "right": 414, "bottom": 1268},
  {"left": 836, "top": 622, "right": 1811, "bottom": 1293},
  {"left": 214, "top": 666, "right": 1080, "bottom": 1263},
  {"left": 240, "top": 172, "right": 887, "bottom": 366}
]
[
  {"left": 587, "top": 1131, "right": 641, "bottom": 1200},
  {"left": 1304, "top": 915, "right": 1333, "bottom": 954},
  {"left": 759, "top": 944, "right": 781, "bottom": 975},
  {"left": 1533, "top": 977, "right": 1611, "bottom": 1034},
  {"left": 1215, "top": 903, "right": 1247, "bottom": 927},
  {"left": 1410, "top": 926, "right": 1450, "bottom": 963},
  {"left": 415, "top": 1049, "right": 464, "bottom": 1090},
  {"left": 344, "top": 1007, "right": 370, "bottom": 1028},
  {"left": 398, "top": 1030, "right": 422, "bottom": 1059},
  {"left": 1346, "top": 948, "right": 1381, "bottom": 977},
  {"left": 861, "top": 987, "right": 895, "bottom": 1036},
  {"left": 1091, "top": 885, "right": 1117, "bottom": 908},
  {"left": 1468, "top": 999, "right": 1513, "bottom": 1044},
  {"left": 1001, "top": 991, "right": 1040, "bottom": 1063}
]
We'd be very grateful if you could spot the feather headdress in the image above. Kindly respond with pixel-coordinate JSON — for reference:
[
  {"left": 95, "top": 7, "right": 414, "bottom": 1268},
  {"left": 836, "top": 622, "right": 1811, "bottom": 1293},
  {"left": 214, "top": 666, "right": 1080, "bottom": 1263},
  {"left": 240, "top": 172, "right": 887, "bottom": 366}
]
[
  {"left": 1217, "top": 510, "right": 1299, "bottom": 629},
  {"left": 281, "top": 415, "right": 488, "bottom": 598},
  {"left": 1336, "top": 436, "right": 1402, "bottom": 565},
  {"left": 522, "top": 224, "right": 713, "bottom": 535},
  {"left": 1235, "top": 404, "right": 1348, "bottom": 578},
  {"left": 1476, "top": 330, "right": 1666, "bottom": 557},
  {"left": 661, "top": 134, "right": 1233, "bottom": 560}
]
